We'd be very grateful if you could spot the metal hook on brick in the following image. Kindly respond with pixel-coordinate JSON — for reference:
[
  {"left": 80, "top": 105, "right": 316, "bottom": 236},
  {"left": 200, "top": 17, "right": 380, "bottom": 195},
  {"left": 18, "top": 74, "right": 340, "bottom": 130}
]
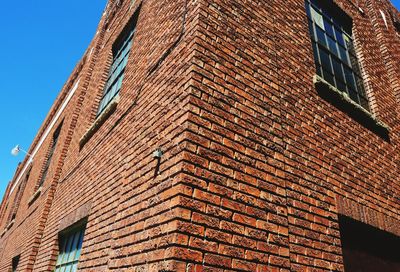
[{"left": 153, "top": 148, "right": 163, "bottom": 177}]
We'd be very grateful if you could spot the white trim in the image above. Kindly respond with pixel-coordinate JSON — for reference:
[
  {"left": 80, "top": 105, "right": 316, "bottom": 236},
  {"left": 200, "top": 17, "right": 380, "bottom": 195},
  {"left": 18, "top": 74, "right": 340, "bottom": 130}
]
[
  {"left": 380, "top": 10, "right": 388, "bottom": 29},
  {"left": 9, "top": 80, "right": 80, "bottom": 195}
]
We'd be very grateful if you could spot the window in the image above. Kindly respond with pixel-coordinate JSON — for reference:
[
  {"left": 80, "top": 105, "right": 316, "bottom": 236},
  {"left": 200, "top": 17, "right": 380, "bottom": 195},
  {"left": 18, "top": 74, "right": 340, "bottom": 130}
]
[
  {"left": 391, "top": 12, "right": 400, "bottom": 34},
  {"left": 97, "top": 11, "right": 140, "bottom": 116},
  {"left": 395, "top": 22, "right": 400, "bottom": 33},
  {"left": 12, "top": 255, "right": 19, "bottom": 272},
  {"left": 8, "top": 167, "right": 31, "bottom": 222},
  {"left": 339, "top": 216, "right": 400, "bottom": 271},
  {"left": 55, "top": 222, "right": 86, "bottom": 272},
  {"left": 38, "top": 123, "right": 62, "bottom": 187},
  {"left": 306, "top": 0, "right": 370, "bottom": 110},
  {"left": 0, "top": 203, "right": 9, "bottom": 223}
]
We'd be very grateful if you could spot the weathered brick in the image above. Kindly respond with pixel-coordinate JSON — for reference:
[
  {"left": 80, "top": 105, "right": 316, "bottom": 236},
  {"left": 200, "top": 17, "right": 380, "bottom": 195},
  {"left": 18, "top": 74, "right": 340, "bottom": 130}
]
[{"left": 0, "top": 0, "right": 399, "bottom": 271}]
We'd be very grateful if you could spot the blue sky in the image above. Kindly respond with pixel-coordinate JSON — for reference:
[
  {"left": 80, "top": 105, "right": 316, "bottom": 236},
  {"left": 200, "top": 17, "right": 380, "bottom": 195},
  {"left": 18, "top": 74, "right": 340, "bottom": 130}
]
[
  {"left": 0, "top": 0, "right": 106, "bottom": 199},
  {"left": 0, "top": 1, "right": 399, "bottom": 200}
]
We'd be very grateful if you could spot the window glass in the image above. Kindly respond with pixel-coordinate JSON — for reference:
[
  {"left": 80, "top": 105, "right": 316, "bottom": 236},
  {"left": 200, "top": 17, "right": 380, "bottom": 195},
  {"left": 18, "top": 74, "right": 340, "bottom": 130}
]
[
  {"left": 332, "top": 58, "right": 345, "bottom": 83},
  {"left": 338, "top": 45, "right": 349, "bottom": 65},
  {"left": 310, "top": 5, "right": 324, "bottom": 29},
  {"left": 344, "top": 66, "right": 357, "bottom": 91},
  {"left": 55, "top": 223, "right": 86, "bottom": 272},
  {"left": 327, "top": 36, "right": 339, "bottom": 56},
  {"left": 322, "top": 68, "right": 335, "bottom": 86},
  {"left": 316, "top": 26, "right": 327, "bottom": 47},
  {"left": 335, "top": 28, "right": 345, "bottom": 46},
  {"left": 97, "top": 10, "right": 140, "bottom": 116},
  {"left": 12, "top": 256, "right": 20, "bottom": 272},
  {"left": 38, "top": 123, "right": 62, "bottom": 187},
  {"left": 324, "top": 20, "right": 335, "bottom": 38},
  {"left": 319, "top": 46, "right": 332, "bottom": 73},
  {"left": 305, "top": 0, "right": 370, "bottom": 110}
]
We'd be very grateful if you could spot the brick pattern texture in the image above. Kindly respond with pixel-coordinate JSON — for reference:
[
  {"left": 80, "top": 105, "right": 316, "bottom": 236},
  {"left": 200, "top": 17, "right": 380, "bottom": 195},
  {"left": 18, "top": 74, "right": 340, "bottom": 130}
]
[{"left": 0, "top": 0, "right": 399, "bottom": 271}]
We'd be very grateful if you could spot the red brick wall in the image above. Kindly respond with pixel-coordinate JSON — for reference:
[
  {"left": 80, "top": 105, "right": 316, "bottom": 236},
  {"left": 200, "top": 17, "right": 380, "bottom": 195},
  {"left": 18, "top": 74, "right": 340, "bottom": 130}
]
[{"left": 0, "top": 0, "right": 399, "bottom": 271}]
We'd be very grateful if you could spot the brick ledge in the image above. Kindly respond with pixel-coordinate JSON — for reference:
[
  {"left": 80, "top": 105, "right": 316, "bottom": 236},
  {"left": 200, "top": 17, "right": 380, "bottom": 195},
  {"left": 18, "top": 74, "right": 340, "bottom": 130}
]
[
  {"left": 337, "top": 196, "right": 400, "bottom": 236},
  {"left": 313, "top": 75, "right": 390, "bottom": 140}
]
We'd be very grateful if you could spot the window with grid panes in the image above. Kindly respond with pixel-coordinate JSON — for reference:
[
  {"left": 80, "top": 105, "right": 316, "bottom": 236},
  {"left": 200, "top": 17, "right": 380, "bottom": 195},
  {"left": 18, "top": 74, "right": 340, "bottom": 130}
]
[
  {"left": 9, "top": 167, "right": 31, "bottom": 223},
  {"left": 97, "top": 12, "right": 139, "bottom": 116},
  {"left": 38, "top": 123, "right": 62, "bottom": 187},
  {"left": 55, "top": 223, "right": 86, "bottom": 272},
  {"left": 305, "top": 0, "right": 370, "bottom": 110}
]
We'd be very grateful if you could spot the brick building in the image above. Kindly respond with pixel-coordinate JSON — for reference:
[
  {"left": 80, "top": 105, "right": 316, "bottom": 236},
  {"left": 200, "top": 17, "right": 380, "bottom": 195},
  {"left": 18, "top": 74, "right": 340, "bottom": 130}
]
[{"left": 0, "top": 0, "right": 399, "bottom": 271}]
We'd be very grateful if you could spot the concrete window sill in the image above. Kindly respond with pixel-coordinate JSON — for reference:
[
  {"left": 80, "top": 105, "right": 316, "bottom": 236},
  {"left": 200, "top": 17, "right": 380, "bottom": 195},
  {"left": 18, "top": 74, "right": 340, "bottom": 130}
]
[
  {"left": 6, "top": 220, "right": 15, "bottom": 230},
  {"left": 0, "top": 219, "right": 15, "bottom": 237},
  {"left": 28, "top": 187, "right": 42, "bottom": 206},
  {"left": 313, "top": 75, "right": 390, "bottom": 141},
  {"left": 1, "top": 219, "right": 16, "bottom": 237},
  {"left": 79, "top": 96, "right": 119, "bottom": 149}
]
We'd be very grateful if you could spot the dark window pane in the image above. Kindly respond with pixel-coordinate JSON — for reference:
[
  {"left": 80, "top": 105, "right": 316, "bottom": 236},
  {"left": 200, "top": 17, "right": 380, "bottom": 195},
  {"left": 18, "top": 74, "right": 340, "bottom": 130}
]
[
  {"left": 38, "top": 124, "right": 62, "bottom": 187},
  {"left": 344, "top": 66, "right": 357, "bottom": 91},
  {"left": 319, "top": 46, "right": 332, "bottom": 73},
  {"left": 327, "top": 36, "right": 339, "bottom": 57},
  {"left": 322, "top": 10, "right": 332, "bottom": 21},
  {"left": 67, "top": 232, "right": 80, "bottom": 262},
  {"left": 305, "top": 2, "right": 311, "bottom": 18},
  {"left": 335, "top": 27, "right": 345, "bottom": 47},
  {"left": 316, "top": 26, "right": 327, "bottom": 47},
  {"left": 63, "top": 236, "right": 74, "bottom": 264},
  {"left": 322, "top": 69, "right": 335, "bottom": 86},
  {"left": 312, "top": 42, "right": 319, "bottom": 62},
  {"left": 337, "top": 80, "right": 347, "bottom": 93},
  {"left": 316, "top": 64, "right": 323, "bottom": 77},
  {"left": 12, "top": 256, "right": 20, "bottom": 272},
  {"left": 324, "top": 20, "right": 335, "bottom": 38},
  {"left": 339, "top": 45, "right": 349, "bottom": 65},
  {"left": 332, "top": 58, "right": 345, "bottom": 83},
  {"left": 349, "top": 89, "right": 360, "bottom": 103},
  {"left": 56, "top": 223, "right": 86, "bottom": 272}
]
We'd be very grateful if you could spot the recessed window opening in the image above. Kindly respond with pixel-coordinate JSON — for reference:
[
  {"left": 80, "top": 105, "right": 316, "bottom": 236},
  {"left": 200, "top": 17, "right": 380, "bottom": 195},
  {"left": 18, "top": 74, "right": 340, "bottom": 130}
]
[
  {"left": 12, "top": 255, "right": 20, "bottom": 272},
  {"left": 38, "top": 122, "right": 63, "bottom": 187},
  {"left": 339, "top": 215, "right": 400, "bottom": 271},
  {"left": 97, "top": 9, "right": 140, "bottom": 116},
  {"left": 305, "top": 0, "right": 370, "bottom": 110},
  {"left": 55, "top": 220, "right": 87, "bottom": 272}
]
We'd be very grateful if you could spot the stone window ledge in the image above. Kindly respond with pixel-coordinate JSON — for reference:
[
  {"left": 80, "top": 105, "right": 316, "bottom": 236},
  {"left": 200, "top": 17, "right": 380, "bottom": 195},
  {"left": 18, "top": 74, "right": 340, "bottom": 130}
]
[
  {"left": 79, "top": 96, "right": 120, "bottom": 149},
  {"left": 0, "top": 220, "right": 15, "bottom": 237},
  {"left": 28, "top": 187, "right": 42, "bottom": 206},
  {"left": 0, "top": 219, "right": 15, "bottom": 237},
  {"left": 313, "top": 75, "right": 390, "bottom": 141},
  {"left": 6, "top": 219, "right": 15, "bottom": 230}
]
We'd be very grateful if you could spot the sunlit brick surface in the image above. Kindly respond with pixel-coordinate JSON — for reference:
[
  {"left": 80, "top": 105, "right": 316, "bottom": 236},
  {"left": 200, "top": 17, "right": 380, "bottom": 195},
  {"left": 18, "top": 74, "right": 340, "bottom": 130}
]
[{"left": 0, "top": 0, "right": 399, "bottom": 271}]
